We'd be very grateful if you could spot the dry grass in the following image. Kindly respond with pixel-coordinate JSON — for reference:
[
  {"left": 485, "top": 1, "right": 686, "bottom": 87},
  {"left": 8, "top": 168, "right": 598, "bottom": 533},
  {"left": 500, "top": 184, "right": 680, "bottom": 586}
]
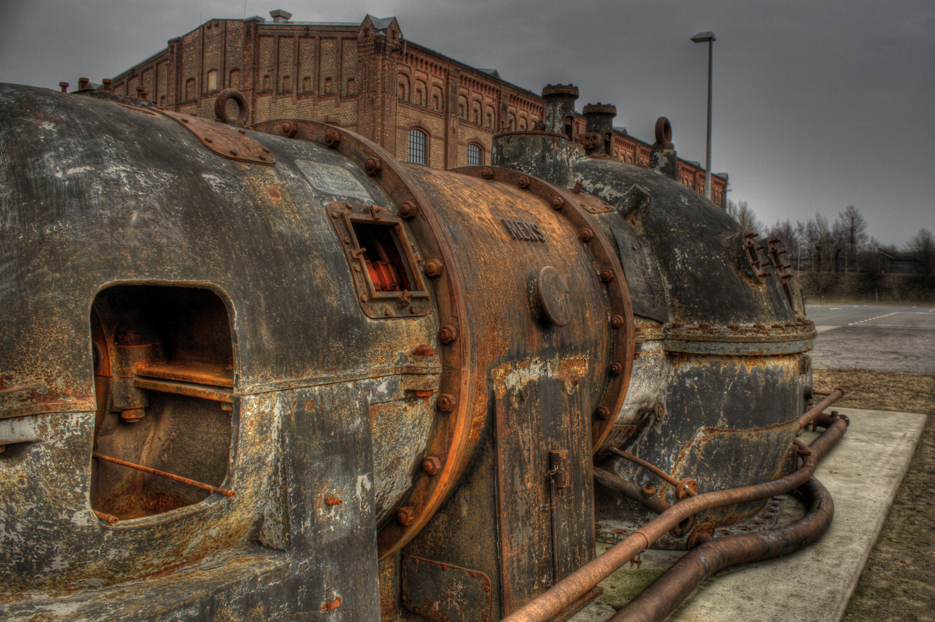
[
  {"left": 813, "top": 368, "right": 935, "bottom": 621},
  {"left": 813, "top": 368, "right": 935, "bottom": 414}
]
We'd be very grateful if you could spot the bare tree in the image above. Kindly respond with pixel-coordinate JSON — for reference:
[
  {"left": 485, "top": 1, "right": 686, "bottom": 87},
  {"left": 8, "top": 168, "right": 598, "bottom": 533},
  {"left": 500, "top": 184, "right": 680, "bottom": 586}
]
[
  {"left": 727, "top": 199, "right": 762, "bottom": 235},
  {"left": 908, "top": 228, "right": 935, "bottom": 279},
  {"left": 835, "top": 205, "right": 868, "bottom": 272},
  {"left": 802, "top": 214, "right": 833, "bottom": 272},
  {"left": 768, "top": 219, "right": 799, "bottom": 269}
]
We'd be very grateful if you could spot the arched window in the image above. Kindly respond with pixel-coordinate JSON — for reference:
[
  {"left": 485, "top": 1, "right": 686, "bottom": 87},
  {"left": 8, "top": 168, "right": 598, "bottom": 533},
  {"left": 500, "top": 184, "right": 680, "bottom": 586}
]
[
  {"left": 229, "top": 69, "right": 241, "bottom": 90},
  {"left": 408, "top": 129, "right": 427, "bottom": 165},
  {"left": 185, "top": 78, "right": 196, "bottom": 101},
  {"left": 206, "top": 69, "right": 218, "bottom": 93},
  {"left": 467, "top": 144, "right": 482, "bottom": 167}
]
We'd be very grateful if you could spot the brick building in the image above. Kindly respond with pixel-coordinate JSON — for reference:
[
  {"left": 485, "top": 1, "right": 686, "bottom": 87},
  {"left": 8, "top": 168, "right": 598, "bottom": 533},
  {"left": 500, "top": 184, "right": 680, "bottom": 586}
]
[{"left": 105, "top": 10, "right": 727, "bottom": 208}]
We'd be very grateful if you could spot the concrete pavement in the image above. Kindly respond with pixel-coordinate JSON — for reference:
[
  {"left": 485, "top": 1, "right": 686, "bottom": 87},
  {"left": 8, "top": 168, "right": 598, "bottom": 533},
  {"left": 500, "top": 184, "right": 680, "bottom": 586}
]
[{"left": 805, "top": 305, "right": 935, "bottom": 373}]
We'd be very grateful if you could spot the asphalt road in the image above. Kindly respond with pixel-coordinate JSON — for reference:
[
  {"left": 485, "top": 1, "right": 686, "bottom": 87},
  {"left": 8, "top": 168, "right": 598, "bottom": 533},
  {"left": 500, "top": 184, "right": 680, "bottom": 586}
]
[{"left": 805, "top": 304, "right": 935, "bottom": 374}]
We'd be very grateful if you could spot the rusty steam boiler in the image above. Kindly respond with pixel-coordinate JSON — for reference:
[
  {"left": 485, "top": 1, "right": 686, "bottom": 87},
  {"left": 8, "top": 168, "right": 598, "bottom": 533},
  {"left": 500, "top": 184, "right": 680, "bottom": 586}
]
[{"left": 0, "top": 82, "right": 845, "bottom": 622}]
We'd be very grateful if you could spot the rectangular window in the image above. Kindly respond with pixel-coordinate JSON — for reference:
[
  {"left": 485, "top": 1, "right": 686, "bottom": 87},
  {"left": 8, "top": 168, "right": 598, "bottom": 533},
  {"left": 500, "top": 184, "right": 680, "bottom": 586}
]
[
  {"left": 408, "top": 129, "right": 427, "bottom": 165},
  {"left": 467, "top": 144, "right": 482, "bottom": 167}
]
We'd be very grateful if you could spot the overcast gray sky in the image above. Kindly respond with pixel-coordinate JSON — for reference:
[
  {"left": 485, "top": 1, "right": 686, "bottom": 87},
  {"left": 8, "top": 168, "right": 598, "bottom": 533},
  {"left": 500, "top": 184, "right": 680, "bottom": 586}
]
[{"left": 2, "top": 0, "right": 932, "bottom": 248}]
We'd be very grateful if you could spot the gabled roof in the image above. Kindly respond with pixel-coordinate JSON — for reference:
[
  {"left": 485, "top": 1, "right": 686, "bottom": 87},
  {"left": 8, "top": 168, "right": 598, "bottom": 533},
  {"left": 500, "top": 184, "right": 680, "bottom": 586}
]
[{"left": 365, "top": 15, "right": 397, "bottom": 31}]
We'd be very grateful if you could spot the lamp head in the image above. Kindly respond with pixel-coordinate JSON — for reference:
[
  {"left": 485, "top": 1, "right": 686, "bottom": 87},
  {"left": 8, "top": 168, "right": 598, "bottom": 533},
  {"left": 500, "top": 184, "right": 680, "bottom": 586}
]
[{"left": 691, "top": 31, "right": 716, "bottom": 43}]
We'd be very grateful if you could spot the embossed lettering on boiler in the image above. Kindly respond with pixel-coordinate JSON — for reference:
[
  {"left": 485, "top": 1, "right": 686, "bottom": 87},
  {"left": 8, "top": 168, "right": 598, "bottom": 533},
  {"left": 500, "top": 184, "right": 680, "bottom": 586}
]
[{"left": 500, "top": 219, "right": 546, "bottom": 243}]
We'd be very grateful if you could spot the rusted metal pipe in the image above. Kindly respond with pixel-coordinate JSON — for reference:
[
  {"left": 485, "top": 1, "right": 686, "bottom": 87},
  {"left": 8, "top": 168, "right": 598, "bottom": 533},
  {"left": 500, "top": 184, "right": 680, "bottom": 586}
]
[
  {"left": 93, "top": 453, "right": 236, "bottom": 497},
  {"left": 500, "top": 415, "right": 848, "bottom": 622},
  {"left": 608, "top": 448, "right": 694, "bottom": 495},
  {"left": 608, "top": 476, "right": 833, "bottom": 622},
  {"left": 594, "top": 468, "right": 671, "bottom": 515},
  {"left": 797, "top": 388, "right": 843, "bottom": 431},
  {"left": 93, "top": 510, "right": 120, "bottom": 524}
]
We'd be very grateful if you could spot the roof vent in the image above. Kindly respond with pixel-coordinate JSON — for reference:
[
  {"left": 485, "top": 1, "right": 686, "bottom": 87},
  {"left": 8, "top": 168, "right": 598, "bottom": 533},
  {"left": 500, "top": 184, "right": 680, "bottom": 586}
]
[{"left": 270, "top": 9, "right": 292, "bottom": 23}]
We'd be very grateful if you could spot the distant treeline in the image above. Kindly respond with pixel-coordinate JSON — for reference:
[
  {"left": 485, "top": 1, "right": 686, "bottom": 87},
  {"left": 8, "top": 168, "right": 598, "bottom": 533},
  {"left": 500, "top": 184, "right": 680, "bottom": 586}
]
[
  {"left": 727, "top": 200, "right": 933, "bottom": 280},
  {"left": 796, "top": 271, "right": 935, "bottom": 304}
]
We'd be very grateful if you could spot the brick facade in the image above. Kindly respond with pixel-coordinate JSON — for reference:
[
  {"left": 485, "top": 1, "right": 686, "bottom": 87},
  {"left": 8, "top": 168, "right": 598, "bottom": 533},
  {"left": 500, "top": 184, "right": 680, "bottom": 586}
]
[{"left": 108, "top": 12, "right": 727, "bottom": 208}]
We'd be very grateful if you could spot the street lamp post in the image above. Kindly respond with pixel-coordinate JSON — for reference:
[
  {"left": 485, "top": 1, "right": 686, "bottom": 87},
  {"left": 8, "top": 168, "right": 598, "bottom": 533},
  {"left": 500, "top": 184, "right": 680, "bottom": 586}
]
[{"left": 691, "top": 31, "right": 715, "bottom": 201}]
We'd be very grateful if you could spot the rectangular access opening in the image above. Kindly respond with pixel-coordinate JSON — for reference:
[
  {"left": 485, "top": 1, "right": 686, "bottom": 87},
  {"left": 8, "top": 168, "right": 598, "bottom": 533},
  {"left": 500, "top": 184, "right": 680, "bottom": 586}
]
[
  {"left": 351, "top": 221, "right": 415, "bottom": 292},
  {"left": 90, "top": 285, "right": 235, "bottom": 521}
]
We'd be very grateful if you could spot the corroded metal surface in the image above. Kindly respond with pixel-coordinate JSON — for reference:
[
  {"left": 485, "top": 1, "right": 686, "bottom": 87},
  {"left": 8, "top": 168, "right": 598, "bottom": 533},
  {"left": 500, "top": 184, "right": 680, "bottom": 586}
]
[
  {"left": 401, "top": 556, "right": 492, "bottom": 622},
  {"left": 1, "top": 81, "right": 829, "bottom": 622}
]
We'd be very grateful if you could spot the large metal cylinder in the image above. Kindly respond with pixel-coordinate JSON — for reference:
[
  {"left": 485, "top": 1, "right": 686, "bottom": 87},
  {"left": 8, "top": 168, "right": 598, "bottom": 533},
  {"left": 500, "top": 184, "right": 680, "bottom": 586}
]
[{"left": 0, "top": 83, "right": 813, "bottom": 621}]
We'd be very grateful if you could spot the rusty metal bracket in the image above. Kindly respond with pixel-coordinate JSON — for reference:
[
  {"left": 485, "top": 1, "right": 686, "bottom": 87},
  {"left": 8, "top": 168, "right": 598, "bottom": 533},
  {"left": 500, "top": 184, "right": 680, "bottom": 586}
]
[
  {"left": 119, "top": 104, "right": 275, "bottom": 166},
  {"left": 401, "top": 556, "right": 492, "bottom": 622}
]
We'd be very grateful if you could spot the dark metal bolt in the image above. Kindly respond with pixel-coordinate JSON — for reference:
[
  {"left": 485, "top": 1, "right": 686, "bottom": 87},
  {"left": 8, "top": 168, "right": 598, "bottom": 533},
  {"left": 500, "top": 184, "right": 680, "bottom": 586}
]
[
  {"left": 641, "top": 483, "right": 656, "bottom": 496},
  {"left": 699, "top": 322, "right": 711, "bottom": 329},
  {"left": 600, "top": 268, "right": 615, "bottom": 282},
  {"left": 437, "top": 394, "right": 457, "bottom": 412},
  {"left": 677, "top": 478, "right": 698, "bottom": 500},
  {"left": 205, "top": 137, "right": 213, "bottom": 143},
  {"left": 579, "top": 228, "right": 594, "bottom": 242},
  {"left": 229, "top": 149, "right": 238, "bottom": 156},
  {"left": 439, "top": 324, "right": 458, "bottom": 344},
  {"left": 551, "top": 197, "right": 564, "bottom": 210},
  {"left": 396, "top": 507, "right": 415, "bottom": 526},
  {"left": 728, "top": 323, "right": 739, "bottom": 330},
  {"left": 422, "top": 456, "right": 442, "bottom": 475},
  {"left": 517, "top": 175, "right": 531, "bottom": 189},
  {"left": 672, "top": 321, "right": 683, "bottom": 329},
  {"left": 398, "top": 201, "right": 418, "bottom": 219},
  {"left": 364, "top": 157, "right": 382, "bottom": 176},
  {"left": 324, "top": 130, "right": 340, "bottom": 147},
  {"left": 324, "top": 493, "right": 342, "bottom": 506},
  {"left": 424, "top": 259, "right": 444, "bottom": 277},
  {"left": 481, "top": 167, "right": 494, "bottom": 179},
  {"left": 754, "top": 322, "right": 765, "bottom": 329},
  {"left": 595, "top": 406, "right": 611, "bottom": 420},
  {"left": 609, "top": 362, "right": 623, "bottom": 375},
  {"left": 610, "top": 315, "right": 625, "bottom": 328}
]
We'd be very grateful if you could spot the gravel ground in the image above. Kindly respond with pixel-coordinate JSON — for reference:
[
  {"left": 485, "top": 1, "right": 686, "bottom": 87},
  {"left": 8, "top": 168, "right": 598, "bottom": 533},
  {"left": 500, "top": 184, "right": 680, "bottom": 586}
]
[{"left": 813, "top": 369, "right": 935, "bottom": 621}]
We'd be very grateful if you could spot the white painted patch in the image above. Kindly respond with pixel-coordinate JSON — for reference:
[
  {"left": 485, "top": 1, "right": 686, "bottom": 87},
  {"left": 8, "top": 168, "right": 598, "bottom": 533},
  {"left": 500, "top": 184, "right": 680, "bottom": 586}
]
[
  {"left": 40, "top": 121, "right": 56, "bottom": 132},
  {"left": 501, "top": 359, "right": 551, "bottom": 391},
  {"left": 295, "top": 159, "right": 372, "bottom": 201},
  {"left": 69, "top": 509, "right": 92, "bottom": 528},
  {"left": 356, "top": 473, "right": 372, "bottom": 499}
]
